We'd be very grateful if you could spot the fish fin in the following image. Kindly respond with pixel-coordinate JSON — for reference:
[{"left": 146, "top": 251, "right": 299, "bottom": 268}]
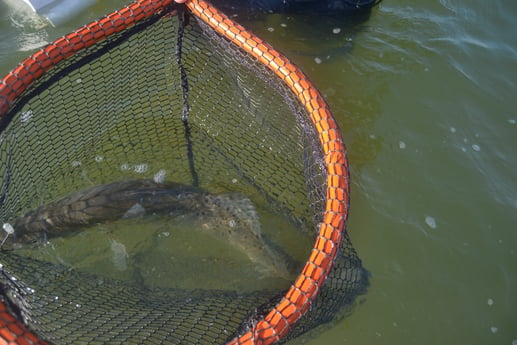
[{"left": 122, "top": 203, "right": 146, "bottom": 219}]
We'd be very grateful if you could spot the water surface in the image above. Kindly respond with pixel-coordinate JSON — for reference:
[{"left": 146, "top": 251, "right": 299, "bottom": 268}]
[{"left": 1, "top": 0, "right": 516, "bottom": 344}]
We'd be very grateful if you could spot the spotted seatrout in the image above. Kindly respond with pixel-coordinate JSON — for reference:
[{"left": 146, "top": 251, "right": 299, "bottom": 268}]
[{"left": 2, "top": 179, "right": 297, "bottom": 279}]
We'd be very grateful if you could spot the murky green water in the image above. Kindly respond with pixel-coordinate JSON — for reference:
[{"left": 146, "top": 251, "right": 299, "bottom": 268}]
[{"left": 1, "top": 0, "right": 516, "bottom": 344}]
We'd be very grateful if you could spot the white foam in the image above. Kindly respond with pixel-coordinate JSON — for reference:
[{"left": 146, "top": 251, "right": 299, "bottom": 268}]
[
  {"left": 154, "top": 169, "right": 166, "bottom": 183},
  {"left": 20, "top": 110, "right": 33, "bottom": 123},
  {"left": 133, "top": 163, "right": 148, "bottom": 173},
  {"left": 17, "top": 31, "right": 49, "bottom": 51}
]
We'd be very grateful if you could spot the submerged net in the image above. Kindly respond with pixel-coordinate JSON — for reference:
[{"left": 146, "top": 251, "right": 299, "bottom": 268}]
[{"left": 0, "top": 0, "right": 368, "bottom": 344}]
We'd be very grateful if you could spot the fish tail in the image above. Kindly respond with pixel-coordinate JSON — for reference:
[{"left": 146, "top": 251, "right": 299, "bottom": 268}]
[{"left": 206, "top": 193, "right": 297, "bottom": 280}]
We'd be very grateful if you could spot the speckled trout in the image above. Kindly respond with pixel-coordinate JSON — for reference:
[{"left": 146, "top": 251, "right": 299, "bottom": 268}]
[{"left": 2, "top": 179, "right": 296, "bottom": 279}]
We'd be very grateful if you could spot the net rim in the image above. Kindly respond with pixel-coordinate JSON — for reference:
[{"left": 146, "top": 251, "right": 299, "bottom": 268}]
[
  {"left": 0, "top": 1, "right": 350, "bottom": 344},
  {"left": 187, "top": 1, "right": 350, "bottom": 344}
]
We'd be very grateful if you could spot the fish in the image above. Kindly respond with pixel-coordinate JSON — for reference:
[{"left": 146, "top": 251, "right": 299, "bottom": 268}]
[{"left": 1, "top": 179, "right": 297, "bottom": 280}]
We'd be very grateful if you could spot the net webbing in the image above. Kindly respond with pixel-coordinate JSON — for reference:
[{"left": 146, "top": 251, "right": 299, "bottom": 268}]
[{"left": 0, "top": 1, "right": 368, "bottom": 344}]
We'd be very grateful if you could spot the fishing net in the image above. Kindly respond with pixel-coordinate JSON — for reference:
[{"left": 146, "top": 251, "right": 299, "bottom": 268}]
[{"left": 0, "top": 0, "right": 368, "bottom": 344}]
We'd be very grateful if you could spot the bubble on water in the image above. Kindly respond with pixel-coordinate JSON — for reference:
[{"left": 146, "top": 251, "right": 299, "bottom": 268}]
[
  {"left": 508, "top": 119, "right": 516, "bottom": 125},
  {"left": 154, "top": 169, "right": 166, "bottom": 183},
  {"left": 94, "top": 155, "right": 104, "bottom": 162},
  {"left": 228, "top": 220, "right": 236, "bottom": 228},
  {"left": 472, "top": 144, "right": 480, "bottom": 152},
  {"left": 487, "top": 298, "right": 494, "bottom": 306},
  {"left": 120, "top": 163, "right": 131, "bottom": 171},
  {"left": 71, "top": 160, "right": 81, "bottom": 167},
  {"left": 425, "top": 216, "right": 437, "bottom": 229},
  {"left": 399, "top": 141, "right": 406, "bottom": 149},
  {"left": 450, "top": 127, "right": 456, "bottom": 133},
  {"left": 280, "top": 23, "right": 287, "bottom": 28},
  {"left": 512, "top": 339, "right": 517, "bottom": 345},
  {"left": 134, "top": 163, "right": 148, "bottom": 173},
  {"left": 76, "top": 78, "right": 82, "bottom": 83},
  {"left": 461, "top": 147, "right": 467, "bottom": 152},
  {"left": 490, "top": 326, "right": 498, "bottom": 334},
  {"left": 332, "top": 27, "right": 341, "bottom": 34},
  {"left": 232, "top": 178, "right": 238, "bottom": 184},
  {"left": 267, "top": 27, "right": 274, "bottom": 32},
  {"left": 314, "top": 57, "right": 322, "bottom": 64}
]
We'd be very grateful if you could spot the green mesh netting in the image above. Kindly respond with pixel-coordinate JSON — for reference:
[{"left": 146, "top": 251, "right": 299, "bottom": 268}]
[{"left": 0, "top": 2, "right": 368, "bottom": 344}]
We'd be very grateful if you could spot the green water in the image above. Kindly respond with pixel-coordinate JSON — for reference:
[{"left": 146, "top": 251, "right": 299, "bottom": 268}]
[{"left": 1, "top": 1, "right": 516, "bottom": 344}]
